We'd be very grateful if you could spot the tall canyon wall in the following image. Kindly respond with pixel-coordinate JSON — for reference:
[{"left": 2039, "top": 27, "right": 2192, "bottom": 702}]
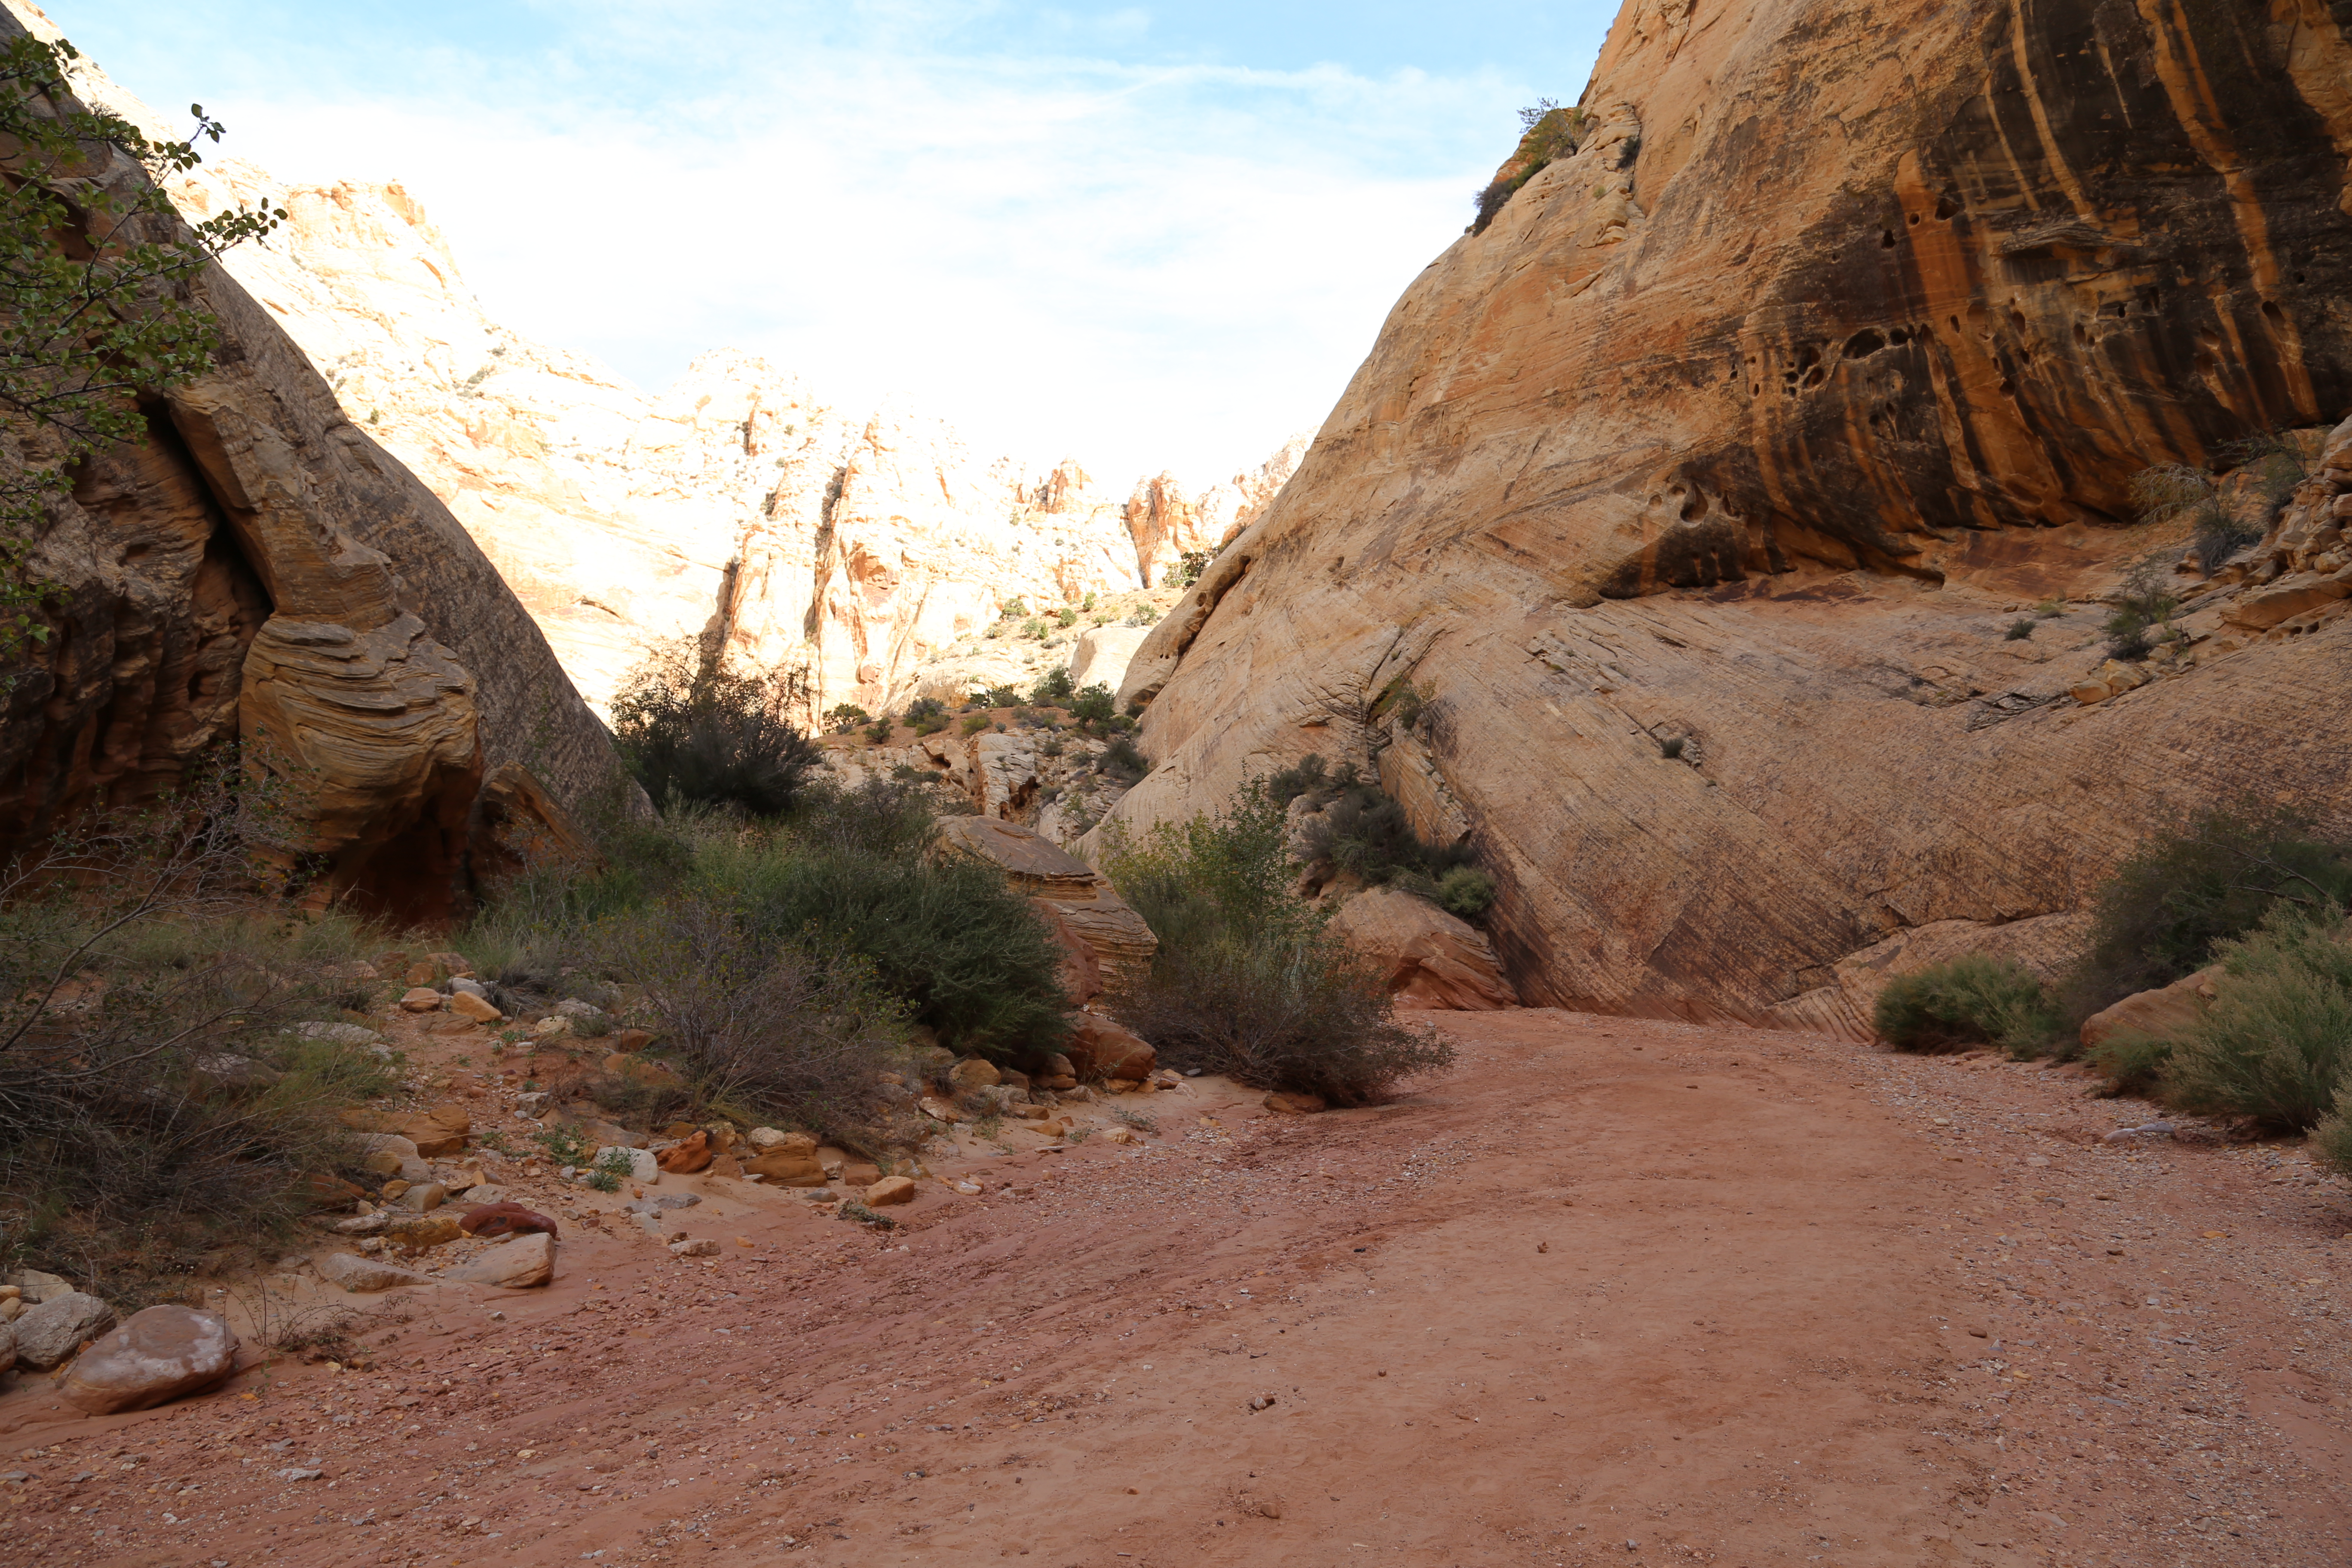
[
  {"left": 0, "top": 5, "right": 623, "bottom": 919},
  {"left": 151, "top": 161, "right": 1302, "bottom": 720},
  {"left": 1101, "top": 0, "right": 2352, "bottom": 1029}
]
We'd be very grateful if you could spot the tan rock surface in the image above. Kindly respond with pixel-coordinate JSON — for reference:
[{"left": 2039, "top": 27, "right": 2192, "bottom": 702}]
[
  {"left": 57, "top": 1305, "right": 238, "bottom": 1415},
  {"left": 0, "top": 9, "right": 624, "bottom": 917},
  {"left": 2079, "top": 967, "right": 2223, "bottom": 1054},
  {"left": 1328, "top": 887, "right": 1517, "bottom": 1011},
  {"left": 1098, "top": 0, "right": 2352, "bottom": 1026},
  {"left": 937, "top": 816, "right": 1157, "bottom": 989},
  {"left": 144, "top": 154, "right": 1301, "bottom": 724},
  {"left": 443, "top": 1231, "right": 556, "bottom": 1289}
]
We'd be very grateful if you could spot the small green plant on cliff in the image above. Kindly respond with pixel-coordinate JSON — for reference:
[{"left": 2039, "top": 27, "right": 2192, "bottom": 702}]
[
  {"left": 0, "top": 35, "right": 284, "bottom": 665},
  {"left": 1103, "top": 779, "right": 1452, "bottom": 1104},
  {"left": 2101, "top": 564, "right": 2178, "bottom": 662},
  {"left": 1872, "top": 956, "right": 2061, "bottom": 1059},
  {"left": 2131, "top": 463, "right": 2254, "bottom": 576},
  {"left": 1470, "top": 100, "right": 1584, "bottom": 235},
  {"left": 1277, "top": 754, "right": 1489, "bottom": 914},
  {"left": 1030, "top": 667, "right": 1075, "bottom": 705},
  {"left": 2004, "top": 618, "right": 2035, "bottom": 640},
  {"left": 906, "top": 697, "right": 949, "bottom": 737},
  {"left": 1164, "top": 549, "right": 1213, "bottom": 589}
]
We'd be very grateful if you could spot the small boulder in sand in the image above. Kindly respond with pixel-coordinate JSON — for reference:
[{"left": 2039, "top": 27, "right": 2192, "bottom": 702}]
[
  {"left": 12, "top": 1291, "right": 114, "bottom": 1370},
  {"left": 865, "top": 1176, "right": 918, "bottom": 1207},
  {"left": 445, "top": 1232, "right": 556, "bottom": 1288},
  {"left": 317, "top": 1252, "right": 433, "bottom": 1293},
  {"left": 58, "top": 1305, "right": 238, "bottom": 1414}
]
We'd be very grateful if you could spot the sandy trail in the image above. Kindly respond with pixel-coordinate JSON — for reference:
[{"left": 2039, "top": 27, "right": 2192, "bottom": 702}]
[{"left": 3, "top": 1010, "right": 2348, "bottom": 1567}]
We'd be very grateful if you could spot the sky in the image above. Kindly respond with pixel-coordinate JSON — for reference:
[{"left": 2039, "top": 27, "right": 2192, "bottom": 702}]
[{"left": 41, "top": 1, "right": 1616, "bottom": 485}]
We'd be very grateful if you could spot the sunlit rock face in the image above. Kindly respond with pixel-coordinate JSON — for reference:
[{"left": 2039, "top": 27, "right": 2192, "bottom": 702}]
[
  {"left": 154, "top": 161, "right": 1301, "bottom": 721},
  {"left": 1096, "top": 0, "right": 2352, "bottom": 1024}
]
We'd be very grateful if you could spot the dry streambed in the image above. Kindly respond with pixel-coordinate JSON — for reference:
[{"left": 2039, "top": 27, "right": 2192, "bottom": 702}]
[{"left": 1, "top": 1011, "right": 2348, "bottom": 1568}]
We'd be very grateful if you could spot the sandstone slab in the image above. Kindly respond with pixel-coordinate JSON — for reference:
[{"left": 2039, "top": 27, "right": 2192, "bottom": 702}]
[
  {"left": 1328, "top": 888, "right": 1516, "bottom": 1011},
  {"left": 444, "top": 1231, "right": 556, "bottom": 1288},
  {"left": 317, "top": 1252, "right": 433, "bottom": 1292},
  {"left": 2080, "top": 968, "right": 2222, "bottom": 1053},
  {"left": 864, "top": 1176, "right": 918, "bottom": 1208},
  {"left": 57, "top": 1306, "right": 238, "bottom": 1414},
  {"left": 12, "top": 1292, "right": 113, "bottom": 1370}
]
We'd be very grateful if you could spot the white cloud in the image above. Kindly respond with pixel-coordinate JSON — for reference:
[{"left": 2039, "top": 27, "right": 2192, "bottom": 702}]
[{"left": 51, "top": 1, "right": 1569, "bottom": 484}]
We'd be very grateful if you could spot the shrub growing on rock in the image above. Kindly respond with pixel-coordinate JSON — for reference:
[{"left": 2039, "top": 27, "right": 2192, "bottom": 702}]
[
  {"left": 1030, "top": 667, "right": 1075, "bottom": 704},
  {"left": 1104, "top": 781, "right": 1452, "bottom": 1104},
  {"left": 1282, "top": 755, "right": 1483, "bottom": 910},
  {"left": 1873, "top": 956, "right": 2061, "bottom": 1057},
  {"left": 2163, "top": 906, "right": 2352, "bottom": 1132},
  {"left": 2061, "top": 802, "right": 2352, "bottom": 1022}
]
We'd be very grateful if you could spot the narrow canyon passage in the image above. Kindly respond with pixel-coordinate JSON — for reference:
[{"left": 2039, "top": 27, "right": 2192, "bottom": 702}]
[{"left": 5, "top": 1013, "right": 2347, "bottom": 1568}]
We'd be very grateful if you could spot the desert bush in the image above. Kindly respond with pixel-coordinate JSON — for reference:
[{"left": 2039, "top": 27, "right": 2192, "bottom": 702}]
[
  {"left": 907, "top": 697, "right": 949, "bottom": 737},
  {"left": 1098, "top": 735, "right": 1149, "bottom": 784},
  {"left": 0, "top": 780, "right": 394, "bottom": 1298},
  {"left": 2163, "top": 906, "right": 2352, "bottom": 1132},
  {"left": 1288, "top": 756, "right": 1477, "bottom": 888},
  {"left": 825, "top": 703, "right": 869, "bottom": 733},
  {"left": 1031, "top": 667, "right": 1075, "bottom": 704},
  {"left": 1104, "top": 781, "right": 1452, "bottom": 1103},
  {"left": 1435, "top": 866, "right": 1497, "bottom": 917},
  {"left": 2312, "top": 1088, "right": 2352, "bottom": 1178},
  {"left": 1122, "top": 604, "right": 1161, "bottom": 628},
  {"left": 612, "top": 640, "right": 823, "bottom": 817},
  {"left": 1164, "top": 549, "right": 1212, "bottom": 589},
  {"left": 2005, "top": 618, "right": 2035, "bottom": 640},
  {"left": 2086, "top": 1029, "right": 2174, "bottom": 1096},
  {"left": 2101, "top": 565, "right": 2178, "bottom": 662},
  {"left": 1873, "top": 956, "right": 2062, "bottom": 1057},
  {"left": 2062, "top": 802, "right": 2352, "bottom": 1020},
  {"left": 1069, "top": 682, "right": 1124, "bottom": 734},
  {"left": 1057, "top": 606, "right": 1079, "bottom": 628},
  {"left": 589, "top": 896, "right": 908, "bottom": 1136},
  {"left": 1470, "top": 101, "right": 1582, "bottom": 234}
]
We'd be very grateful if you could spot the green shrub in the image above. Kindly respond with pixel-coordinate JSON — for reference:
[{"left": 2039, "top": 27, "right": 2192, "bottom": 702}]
[
  {"left": 589, "top": 895, "right": 908, "bottom": 1137},
  {"left": 1435, "top": 867, "right": 1496, "bottom": 917},
  {"left": 612, "top": 640, "right": 823, "bottom": 817},
  {"left": 1470, "top": 101, "right": 1582, "bottom": 234},
  {"left": 1021, "top": 618, "right": 1048, "bottom": 640},
  {"left": 2086, "top": 1030, "right": 2174, "bottom": 1096},
  {"left": 825, "top": 703, "right": 869, "bottom": 733},
  {"left": 864, "top": 717, "right": 894, "bottom": 744},
  {"left": 1873, "top": 956, "right": 2061, "bottom": 1057},
  {"left": 2164, "top": 906, "right": 2352, "bottom": 1132},
  {"left": 907, "top": 697, "right": 949, "bottom": 736},
  {"left": 2312, "top": 1088, "right": 2352, "bottom": 1178},
  {"left": 1057, "top": 606, "right": 1079, "bottom": 628},
  {"left": 1031, "top": 667, "right": 1075, "bottom": 705},
  {"left": 1069, "top": 682, "right": 1118, "bottom": 731},
  {"left": 959, "top": 713, "right": 990, "bottom": 735},
  {"left": 1104, "top": 781, "right": 1452, "bottom": 1104},
  {"left": 2101, "top": 567, "right": 2178, "bottom": 663},
  {"left": 700, "top": 788, "right": 1070, "bottom": 1060},
  {"left": 2061, "top": 802, "right": 2352, "bottom": 1020},
  {"left": 584, "top": 1148, "right": 634, "bottom": 1192},
  {"left": 2034, "top": 599, "right": 2064, "bottom": 618},
  {"left": 2004, "top": 618, "right": 2035, "bottom": 640},
  {"left": 1098, "top": 735, "right": 1149, "bottom": 784},
  {"left": 1164, "top": 549, "right": 1211, "bottom": 589}
]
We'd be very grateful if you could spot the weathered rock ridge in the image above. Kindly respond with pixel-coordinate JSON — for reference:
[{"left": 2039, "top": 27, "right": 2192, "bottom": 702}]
[
  {"left": 147, "top": 154, "right": 1302, "bottom": 720},
  {"left": 1102, "top": 0, "right": 2352, "bottom": 1026},
  {"left": 0, "top": 6, "right": 620, "bottom": 916}
]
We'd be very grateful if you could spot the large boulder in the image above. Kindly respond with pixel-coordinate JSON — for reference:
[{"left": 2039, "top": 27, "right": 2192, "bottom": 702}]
[
  {"left": 316, "top": 1252, "right": 433, "bottom": 1293},
  {"left": 1063, "top": 1012, "right": 1156, "bottom": 1081},
  {"left": 1069, "top": 625, "right": 1151, "bottom": 695},
  {"left": 12, "top": 1291, "right": 115, "bottom": 1370},
  {"left": 444, "top": 1231, "right": 556, "bottom": 1289},
  {"left": 1089, "top": 0, "right": 2352, "bottom": 1028},
  {"left": 937, "top": 816, "right": 1157, "bottom": 991},
  {"left": 57, "top": 1306, "right": 239, "bottom": 1414},
  {"left": 2080, "top": 967, "right": 2223, "bottom": 1053},
  {"left": 340, "top": 1104, "right": 471, "bottom": 1158},
  {"left": 1328, "top": 888, "right": 1516, "bottom": 1011}
]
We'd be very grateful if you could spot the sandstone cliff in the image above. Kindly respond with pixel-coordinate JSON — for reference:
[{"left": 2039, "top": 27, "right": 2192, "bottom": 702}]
[
  {"left": 147, "top": 158, "right": 1302, "bottom": 721},
  {"left": 1100, "top": 0, "right": 2352, "bottom": 1027},
  {"left": 0, "top": 6, "right": 621, "bottom": 918}
]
